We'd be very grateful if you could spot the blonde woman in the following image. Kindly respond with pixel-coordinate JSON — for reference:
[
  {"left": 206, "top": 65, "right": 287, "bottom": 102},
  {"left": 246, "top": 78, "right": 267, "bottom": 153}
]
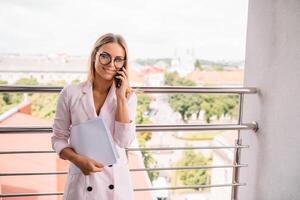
[{"left": 51, "top": 33, "right": 137, "bottom": 200}]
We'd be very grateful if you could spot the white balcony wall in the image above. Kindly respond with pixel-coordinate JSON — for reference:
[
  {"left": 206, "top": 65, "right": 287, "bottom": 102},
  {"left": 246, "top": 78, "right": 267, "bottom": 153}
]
[{"left": 239, "top": 0, "right": 300, "bottom": 199}]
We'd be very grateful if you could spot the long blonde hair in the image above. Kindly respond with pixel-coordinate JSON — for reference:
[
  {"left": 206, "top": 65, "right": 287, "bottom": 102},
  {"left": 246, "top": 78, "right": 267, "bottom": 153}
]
[{"left": 85, "top": 33, "right": 134, "bottom": 97}]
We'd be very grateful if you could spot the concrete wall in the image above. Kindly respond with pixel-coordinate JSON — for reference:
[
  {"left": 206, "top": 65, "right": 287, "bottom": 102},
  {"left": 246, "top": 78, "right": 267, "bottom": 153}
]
[{"left": 238, "top": 0, "right": 300, "bottom": 200}]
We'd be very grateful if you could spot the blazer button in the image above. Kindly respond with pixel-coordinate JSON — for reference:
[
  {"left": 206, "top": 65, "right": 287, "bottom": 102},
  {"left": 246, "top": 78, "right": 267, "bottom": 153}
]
[
  {"left": 108, "top": 164, "right": 113, "bottom": 167},
  {"left": 87, "top": 186, "right": 93, "bottom": 192},
  {"left": 108, "top": 184, "right": 114, "bottom": 190}
]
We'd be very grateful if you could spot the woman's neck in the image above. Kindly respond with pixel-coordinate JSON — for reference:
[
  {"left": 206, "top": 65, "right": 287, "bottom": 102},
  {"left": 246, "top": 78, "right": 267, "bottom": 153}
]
[{"left": 92, "top": 76, "right": 112, "bottom": 94}]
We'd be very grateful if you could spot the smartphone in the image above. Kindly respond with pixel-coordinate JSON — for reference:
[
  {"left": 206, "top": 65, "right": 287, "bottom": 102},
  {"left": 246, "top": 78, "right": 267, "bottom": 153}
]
[{"left": 114, "top": 67, "right": 123, "bottom": 88}]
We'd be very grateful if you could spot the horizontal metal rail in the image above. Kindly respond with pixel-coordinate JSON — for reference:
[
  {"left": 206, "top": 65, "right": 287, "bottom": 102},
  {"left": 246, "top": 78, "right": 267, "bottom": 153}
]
[
  {"left": 127, "top": 145, "right": 249, "bottom": 151},
  {"left": 0, "top": 150, "right": 55, "bottom": 155},
  {"left": 136, "top": 123, "right": 258, "bottom": 132},
  {"left": 0, "top": 192, "right": 64, "bottom": 198},
  {"left": 130, "top": 164, "right": 247, "bottom": 171},
  {"left": 0, "top": 150, "right": 55, "bottom": 154},
  {"left": 0, "top": 183, "right": 246, "bottom": 197},
  {"left": 134, "top": 182, "right": 246, "bottom": 191},
  {"left": 0, "top": 171, "right": 68, "bottom": 176},
  {"left": 0, "top": 145, "right": 249, "bottom": 155},
  {"left": 0, "top": 85, "right": 257, "bottom": 94},
  {"left": 0, "top": 122, "right": 258, "bottom": 133},
  {"left": 0, "top": 164, "right": 247, "bottom": 176},
  {"left": 134, "top": 86, "right": 257, "bottom": 94}
]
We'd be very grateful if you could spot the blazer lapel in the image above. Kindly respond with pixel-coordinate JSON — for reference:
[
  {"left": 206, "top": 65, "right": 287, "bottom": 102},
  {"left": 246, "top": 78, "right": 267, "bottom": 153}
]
[
  {"left": 79, "top": 80, "right": 116, "bottom": 120},
  {"left": 99, "top": 80, "right": 117, "bottom": 118},
  {"left": 79, "top": 80, "right": 95, "bottom": 120}
]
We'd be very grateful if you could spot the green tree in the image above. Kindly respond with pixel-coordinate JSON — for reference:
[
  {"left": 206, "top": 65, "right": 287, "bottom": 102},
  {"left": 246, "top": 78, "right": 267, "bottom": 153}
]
[
  {"left": 164, "top": 71, "right": 178, "bottom": 86},
  {"left": 136, "top": 94, "right": 159, "bottom": 182},
  {"left": 47, "top": 80, "right": 67, "bottom": 86},
  {"left": 0, "top": 80, "right": 8, "bottom": 84},
  {"left": 0, "top": 92, "right": 23, "bottom": 114},
  {"left": 164, "top": 72, "right": 239, "bottom": 123},
  {"left": 211, "top": 65, "right": 224, "bottom": 71},
  {"left": 165, "top": 72, "right": 202, "bottom": 123},
  {"left": 13, "top": 78, "right": 58, "bottom": 120},
  {"left": 168, "top": 93, "right": 202, "bottom": 122},
  {"left": 222, "top": 94, "right": 239, "bottom": 119},
  {"left": 201, "top": 94, "right": 239, "bottom": 123},
  {"left": 15, "top": 77, "right": 39, "bottom": 85},
  {"left": 194, "top": 59, "right": 203, "bottom": 70},
  {"left": 0, "top": 78, "right": 28, "bottom": 114},
  {"left": 30, "top": 93, "right": 58, "bottom": 120},
  {"left": 72, "top": 79, "right": 81, "bottom": 84},
  {"left": 174, "top": 149, "right": 212, "bottom": 190},
  {"left": 0, "top": 78, "right": 66, "bottom": 118}
]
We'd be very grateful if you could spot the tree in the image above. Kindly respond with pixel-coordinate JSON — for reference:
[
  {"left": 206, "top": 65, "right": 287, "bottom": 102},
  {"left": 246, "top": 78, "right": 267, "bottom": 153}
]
[
  {"left": 0, "top": 80, "right": 8, "bottom": 84},
  {"left": 164, "top": 71, "right": 178, "bottom": 86},
  {"left": 0, "top": 92, "right": 23, "bottom": 114},
  {"left": 174, "top": 149, "right": 212, "bottom": 190},
  {"left": 136, "top": 94, "right": 159, "bottom": 182},
  {"left": 30, "top": 93, "right": 58, "bottom": 119},
  {"left": 164, "top": 72, "right": 239, "bottom": 123},
  {"left": 164, "top": 72, "right": 202, "bottom": 123},
  {"left": 0, "top": 78, "right": 31, "bottom": 114},
  {"left": 201, "top": 94, "right": 239, "bottom": 123},
  {"left": 47, "top": 80, "right": 67, "bottom": 85},
  {"left": 194, "top": 59, "right": 203, "bottom": 70},
  {"left": 0, "top": 78, "right": 65, "bottom": 118},
  {"left": 72, "top": 79, "right": 80, "bottom": 84},
  {"left": 168, "top": 93, "right": 202, "bottom": 123},
  {"left": 15, "top": 77, "right": 39, "bottom": 85}
]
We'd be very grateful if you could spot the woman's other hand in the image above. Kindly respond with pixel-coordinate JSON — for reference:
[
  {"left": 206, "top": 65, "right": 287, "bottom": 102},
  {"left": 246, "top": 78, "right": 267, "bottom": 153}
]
[{"left": 73, "top": 155, "right": 104, "bottom": 175}]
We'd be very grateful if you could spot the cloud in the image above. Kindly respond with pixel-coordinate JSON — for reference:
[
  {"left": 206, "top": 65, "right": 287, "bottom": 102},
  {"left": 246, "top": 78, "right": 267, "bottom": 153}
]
[{"left": 0, "top": 0, "right": 248, "bottom": 61}]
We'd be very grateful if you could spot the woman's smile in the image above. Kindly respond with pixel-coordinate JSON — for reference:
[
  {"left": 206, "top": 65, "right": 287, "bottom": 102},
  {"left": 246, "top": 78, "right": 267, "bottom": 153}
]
[{"left": 102, "top": 67, "right": 116, "bottom": 74}]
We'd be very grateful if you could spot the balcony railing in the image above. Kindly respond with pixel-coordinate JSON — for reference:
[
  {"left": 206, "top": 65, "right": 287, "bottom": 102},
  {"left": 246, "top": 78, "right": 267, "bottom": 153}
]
[{"left": 0, "top": 85, "right": 258, "bottom": 199}]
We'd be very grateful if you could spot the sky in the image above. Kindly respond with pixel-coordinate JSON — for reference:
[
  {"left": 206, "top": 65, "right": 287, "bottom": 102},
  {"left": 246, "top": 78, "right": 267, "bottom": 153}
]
[{"left": 0, "top": 0, "right": 249, "bottom": 61}]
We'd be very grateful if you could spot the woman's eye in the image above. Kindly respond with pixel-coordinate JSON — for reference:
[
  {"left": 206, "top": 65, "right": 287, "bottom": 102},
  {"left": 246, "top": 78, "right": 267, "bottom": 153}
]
[
  {"left": 115, "top": 58, "right": 123, "bottom": 63},
  {"left": 100, "top": 54, "right": 110, "bottom": 60}
]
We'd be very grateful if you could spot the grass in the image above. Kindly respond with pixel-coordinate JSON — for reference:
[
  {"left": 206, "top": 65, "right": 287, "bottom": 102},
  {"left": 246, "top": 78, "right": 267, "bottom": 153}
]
[{"left": 173, "top": 131, "right": 223, "bottom": 140}]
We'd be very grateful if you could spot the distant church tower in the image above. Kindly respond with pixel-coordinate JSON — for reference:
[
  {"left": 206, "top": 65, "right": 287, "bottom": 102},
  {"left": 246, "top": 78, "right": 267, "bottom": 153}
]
[{"left": 171, "top": 47, "right": 196, "bottom": 76}]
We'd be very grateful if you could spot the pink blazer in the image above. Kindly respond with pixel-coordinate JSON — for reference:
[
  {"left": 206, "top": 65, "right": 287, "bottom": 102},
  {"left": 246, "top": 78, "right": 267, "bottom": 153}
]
[{"left": 51, "top": 80, "right": 137, "bottom": 200}]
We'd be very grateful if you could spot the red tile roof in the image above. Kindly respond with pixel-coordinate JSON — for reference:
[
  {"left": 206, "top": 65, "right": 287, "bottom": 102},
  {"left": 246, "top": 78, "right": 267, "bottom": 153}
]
[{"left": 186, "top": 69, "right": 244, "bottom": 85}]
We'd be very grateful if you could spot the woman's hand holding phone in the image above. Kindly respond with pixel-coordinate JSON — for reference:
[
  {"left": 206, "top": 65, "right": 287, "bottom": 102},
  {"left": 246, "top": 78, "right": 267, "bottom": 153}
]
[
  {"left": 115, "top": 67, "right": 129, "bottom": 100},
  {"left": 114, "top": 67, "right": 123, "bottom": 88}
]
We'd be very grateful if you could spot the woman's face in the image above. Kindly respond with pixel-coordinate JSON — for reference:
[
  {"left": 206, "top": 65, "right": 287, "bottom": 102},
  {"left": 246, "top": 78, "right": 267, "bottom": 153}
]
[{"left": 94, "top": 42, "right": 126, "bottom": 81}]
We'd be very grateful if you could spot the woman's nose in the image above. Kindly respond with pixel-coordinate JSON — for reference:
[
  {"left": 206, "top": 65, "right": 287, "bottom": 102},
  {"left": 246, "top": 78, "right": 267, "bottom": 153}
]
[{"left": 107, "top": 61, "right": 115, "bottom": 69}]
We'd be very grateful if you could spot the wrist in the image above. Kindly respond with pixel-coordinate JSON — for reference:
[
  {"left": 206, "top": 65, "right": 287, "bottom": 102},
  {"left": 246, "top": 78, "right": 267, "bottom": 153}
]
[
  {"left": 70, "top": 153, "right": 82, "bottom": 164},
  {"left": 117, "top": 96, "right": 127, "bottom": 103}
]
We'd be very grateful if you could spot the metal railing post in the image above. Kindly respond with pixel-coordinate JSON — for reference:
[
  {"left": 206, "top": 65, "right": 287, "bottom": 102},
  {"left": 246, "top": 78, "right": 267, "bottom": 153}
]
[
  {"left": 231, "top": 138, "right": 242, "bottom": 200},
  {"left": 231, "top": 93, "right": 244, "bottom": 200}
]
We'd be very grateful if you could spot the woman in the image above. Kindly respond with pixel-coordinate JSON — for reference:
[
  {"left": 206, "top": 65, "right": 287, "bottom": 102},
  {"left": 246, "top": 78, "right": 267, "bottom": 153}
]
[{"left": 51, "top": 33, "right": 137, "bottom": 200}]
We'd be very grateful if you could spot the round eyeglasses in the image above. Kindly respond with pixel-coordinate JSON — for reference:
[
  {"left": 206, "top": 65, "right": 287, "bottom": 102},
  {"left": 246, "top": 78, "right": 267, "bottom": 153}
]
[{"left": 97, "top": 51, "right": 126, "bottom": 70}]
